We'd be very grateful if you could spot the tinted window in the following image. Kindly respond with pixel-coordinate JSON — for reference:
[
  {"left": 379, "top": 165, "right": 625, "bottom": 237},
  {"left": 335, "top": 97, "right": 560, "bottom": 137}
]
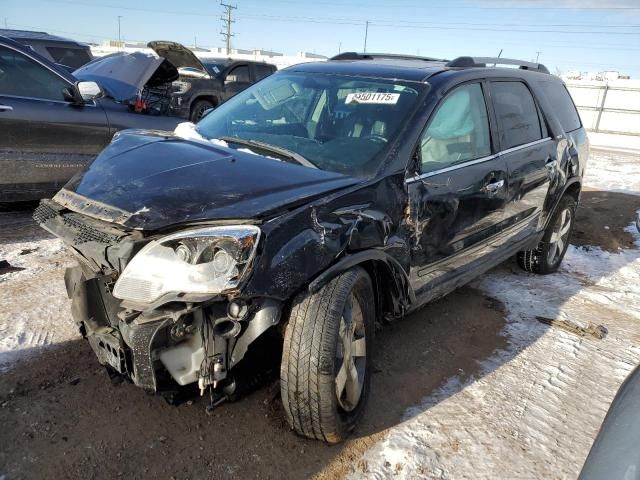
[
  {"left": 254, "top": 64, "right": 274, "bottom": 81},
  {"left": 0, "top": 46, "right": 69, "bottom": 100},
  {"left": 419, "top": 83, "right": 491, "bottom": 172},
  {"left": 45, "top": 46, "right": 91, "bottom": 69},
  {"left": 228, "top": 65, "right": 249, "bottom": 82},
  {"left": 490, "top": 81, "right": 543, "bottom": 149},
  {"left": 539, "top": 81, "right": 581, "bottom": 132}
]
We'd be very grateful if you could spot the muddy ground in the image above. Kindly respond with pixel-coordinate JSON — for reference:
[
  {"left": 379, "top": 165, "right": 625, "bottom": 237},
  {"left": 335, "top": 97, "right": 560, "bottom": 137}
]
[{"left": 0, "top": 188, "right": 637, "bottom": 480}]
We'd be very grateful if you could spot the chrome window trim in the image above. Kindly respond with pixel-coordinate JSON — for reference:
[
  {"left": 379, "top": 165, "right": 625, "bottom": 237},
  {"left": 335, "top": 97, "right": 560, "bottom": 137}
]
[
  {"left": 499, "top": 136, "right": 552, "bottom": 156},
  {"left": 406, "top": 136, "right": 553, "bottom": 184},
  {"left": 0, "top": 93, "right": 96, "bottom": 107}
]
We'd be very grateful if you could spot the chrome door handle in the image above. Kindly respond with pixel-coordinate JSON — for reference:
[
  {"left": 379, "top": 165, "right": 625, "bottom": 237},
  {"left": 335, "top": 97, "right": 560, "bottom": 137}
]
[
  {"left": 0, "top": 105, "right": 14, "bottom": 112},
  {"left": 484, "top": 179, "right": 504, "bottom": 193}
]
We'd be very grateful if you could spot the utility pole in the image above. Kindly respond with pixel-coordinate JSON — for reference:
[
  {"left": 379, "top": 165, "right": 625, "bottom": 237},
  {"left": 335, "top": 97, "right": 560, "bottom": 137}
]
[
  {"left": 117, "top": 16, "right": 123, "bottom": 49},
  {"left": 535, "top": 51, "right": 541, "bottom": 63},
  {"left": 4, "top": 17, "right": 7, "bottom": 29},
  {"left": 363, "top": 20, "right": 369, "bottom": 53},
  {"left": 220, "top": 2, "right": 237, "bottom": 56}
]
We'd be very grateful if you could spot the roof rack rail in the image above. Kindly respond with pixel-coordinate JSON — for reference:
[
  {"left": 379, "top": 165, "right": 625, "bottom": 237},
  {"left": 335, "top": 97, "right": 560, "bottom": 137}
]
[
  {"left": 446, "top": 56, "right": 550, "bottom": 74},
  {"left": 330, "top": 52, "right": 448, "bottom": 62}
]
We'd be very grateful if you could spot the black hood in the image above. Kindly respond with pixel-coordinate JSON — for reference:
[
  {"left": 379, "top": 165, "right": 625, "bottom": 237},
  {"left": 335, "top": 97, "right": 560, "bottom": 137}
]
[{"left": 56, "top": 130, "right": 359, "bottom": 230}]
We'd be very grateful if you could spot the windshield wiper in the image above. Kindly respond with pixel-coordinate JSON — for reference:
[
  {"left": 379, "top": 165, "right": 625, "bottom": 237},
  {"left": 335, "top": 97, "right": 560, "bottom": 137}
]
[{"left": 218, "top": 136, "right": 317, "bottom": 169}]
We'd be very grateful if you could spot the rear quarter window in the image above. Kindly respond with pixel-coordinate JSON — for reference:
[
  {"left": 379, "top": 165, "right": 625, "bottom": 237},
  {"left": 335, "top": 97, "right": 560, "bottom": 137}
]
[
  {"left": 538, "top": 81, "right": 582, "bottom": 132},
  {"left": 45, "top": 46, "right": 91, "bottom": 69}
]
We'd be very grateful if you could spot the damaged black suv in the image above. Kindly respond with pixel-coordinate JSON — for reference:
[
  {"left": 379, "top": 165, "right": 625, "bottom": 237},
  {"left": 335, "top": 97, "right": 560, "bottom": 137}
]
[{"left": 36, "top": 53, "right": 588, "bottom": 443}]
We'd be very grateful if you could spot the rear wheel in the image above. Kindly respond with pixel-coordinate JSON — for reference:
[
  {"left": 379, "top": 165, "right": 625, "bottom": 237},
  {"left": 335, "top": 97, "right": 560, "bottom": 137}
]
[
  {"left": 189, "top": 99, "right": 214, "bottom": 122},
  {"left": 280, "top": 267, "right": 374, "bottom": 443},
  {"left": 517, "top": 195, "right": 577, "bottom": 274}
]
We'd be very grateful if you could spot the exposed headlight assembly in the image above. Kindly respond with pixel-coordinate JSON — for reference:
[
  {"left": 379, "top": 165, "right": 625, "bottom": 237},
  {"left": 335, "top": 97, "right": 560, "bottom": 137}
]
[
  {"left": 113, "top": 226, "right": 260, "bottom": 307},
  {"left": 172, "top": 81, "right": 191, "bottom": 94}
]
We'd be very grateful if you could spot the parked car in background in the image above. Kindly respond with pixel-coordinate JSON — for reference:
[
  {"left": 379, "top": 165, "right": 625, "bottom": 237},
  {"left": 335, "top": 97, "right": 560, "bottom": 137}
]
[
  {"left": 0, "top": 28, "right": 92, "bottom": 70},
  {"left": 579, "top": 365, "right": 640, "bottom": 480},
  {"left": 35, "top": 53, "right": 588, "bottom": 443},
  {"left": 75, "top": 40, "right": 277, "bottom": 121},
  {"left": 0, "top": 36, "right": 182, "bottom": 202}
]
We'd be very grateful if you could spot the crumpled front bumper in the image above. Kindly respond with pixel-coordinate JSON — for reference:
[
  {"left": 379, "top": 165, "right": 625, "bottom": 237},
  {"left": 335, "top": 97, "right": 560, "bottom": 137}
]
[{"left": 65, "top": 265, "right": 171, "bottom": 391}]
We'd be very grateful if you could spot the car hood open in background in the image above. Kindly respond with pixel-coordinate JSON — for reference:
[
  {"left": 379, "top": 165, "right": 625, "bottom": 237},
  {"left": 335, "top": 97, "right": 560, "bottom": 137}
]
[
  {"left": 147, "top": 40, "right": 209, "bottom": 74},
  {"left": 56, "top": 130, "right": 359, "bottom": 230},
  {"left": 74, "top": 51, "right": 178, "bottom": 102}
]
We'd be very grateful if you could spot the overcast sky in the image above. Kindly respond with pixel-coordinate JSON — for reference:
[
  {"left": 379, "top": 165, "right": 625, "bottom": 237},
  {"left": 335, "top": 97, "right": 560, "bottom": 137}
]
[{"left": 4, "top": 0, "right": 640, "bottom": 77}]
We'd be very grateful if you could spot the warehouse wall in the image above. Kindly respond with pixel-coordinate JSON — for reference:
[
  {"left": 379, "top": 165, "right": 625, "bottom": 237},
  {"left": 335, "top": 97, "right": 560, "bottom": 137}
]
[{"left": 566, "top": 80, "right": 640, "bottom": 136}]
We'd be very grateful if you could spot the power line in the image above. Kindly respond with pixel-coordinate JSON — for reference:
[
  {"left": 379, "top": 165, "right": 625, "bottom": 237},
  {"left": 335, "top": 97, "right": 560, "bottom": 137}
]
[
  {"left": 220, "top": 2, "right": 237, "bottom": 55},
  {"left": 235, "top": 14, "right": 640, "bottom": 35},
  {"left": 27, "top": 0, "right": 640, "bottom": 29},
  {"left": 225, "top": 0, "right": 640, "bottom": 9}
]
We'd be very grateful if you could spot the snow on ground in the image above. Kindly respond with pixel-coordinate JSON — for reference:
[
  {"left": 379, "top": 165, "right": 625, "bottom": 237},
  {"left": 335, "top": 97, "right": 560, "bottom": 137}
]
[
  {"left": 0, "top": 214, "right": 77, "bottom": 371},
  {"left": 352, "top": 147, "right": 640, "bottom": 478},
  {"left": 584, "top": 147, "right": 640, "bottom": 196}
]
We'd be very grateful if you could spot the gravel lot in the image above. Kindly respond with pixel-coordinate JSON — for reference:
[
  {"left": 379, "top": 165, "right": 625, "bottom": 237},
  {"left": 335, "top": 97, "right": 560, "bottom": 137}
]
[{"left": 0, "top": 147, "right": 639, "bottom": 479}]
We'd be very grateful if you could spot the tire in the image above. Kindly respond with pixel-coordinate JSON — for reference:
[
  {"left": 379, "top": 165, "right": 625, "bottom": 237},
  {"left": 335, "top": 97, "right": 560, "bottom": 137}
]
[
  {"left": 189, "top": 99, "right": 214, "bottom": 122},
  {"left": 280, "top": 266, "right": 374, "bottom": 443},
  {"left": 517, "top": 195, "right": 577, "bottom": 274}
]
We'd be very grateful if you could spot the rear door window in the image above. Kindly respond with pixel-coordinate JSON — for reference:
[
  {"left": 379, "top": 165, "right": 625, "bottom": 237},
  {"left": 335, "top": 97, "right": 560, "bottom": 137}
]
[
  {"left": 254, "top": 64, "right": 275, "bottom": 81},
  {"left": 419, "top": 82, "right": 492, "bottom": 173},
  {"left": 0, "top": 46, "right": 69, "bottom": 101},
  {"left": 538, "top": 81, "right": 582, "bottom": 132},
  {"left": 490, "top": 81, "right": 543, "bottom": 150}
]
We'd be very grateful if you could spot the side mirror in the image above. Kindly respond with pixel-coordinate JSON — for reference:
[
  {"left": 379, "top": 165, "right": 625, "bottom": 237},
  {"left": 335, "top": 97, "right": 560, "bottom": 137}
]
[
  {"left": 62, "top": 81, "right": 102, "bottom": 104},
  {"left": 77, "top": 81, "right": 102, "bottom": 101},
  {"left": 224, "top": 74, "right": 238, "bottom": 84}
]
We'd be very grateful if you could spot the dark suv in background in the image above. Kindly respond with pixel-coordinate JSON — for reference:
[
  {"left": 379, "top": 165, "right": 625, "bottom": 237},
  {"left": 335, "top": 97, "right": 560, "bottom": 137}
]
[
  {"left": 0, "top": 28, "right": 92, "bottom": 70},
  {"left": 36, "top": 53, "right": 588, "bottom": 443}
]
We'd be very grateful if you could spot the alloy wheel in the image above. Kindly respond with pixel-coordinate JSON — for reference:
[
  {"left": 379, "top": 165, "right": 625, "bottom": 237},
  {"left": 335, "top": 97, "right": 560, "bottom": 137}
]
[
  {"left": 335, "top": 292, "right": 367, "bottom": 412},
  {"left": 548, "top": 207, "right": 572, "bottom": 264}
]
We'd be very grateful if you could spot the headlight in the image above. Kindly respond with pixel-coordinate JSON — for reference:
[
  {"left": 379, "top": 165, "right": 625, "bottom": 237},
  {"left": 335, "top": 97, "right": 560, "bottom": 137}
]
[
  {"left": 172, "top": 81, "right": 191, "bottom": 94},
  {"left": 113, "top": 226, "right": 260, "bottom": 307}
]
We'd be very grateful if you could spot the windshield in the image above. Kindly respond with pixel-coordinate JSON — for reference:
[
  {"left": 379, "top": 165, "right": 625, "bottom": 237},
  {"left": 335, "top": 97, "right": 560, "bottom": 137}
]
[{"left": 196, "top": 72, "right": 425, "bottom": 177}]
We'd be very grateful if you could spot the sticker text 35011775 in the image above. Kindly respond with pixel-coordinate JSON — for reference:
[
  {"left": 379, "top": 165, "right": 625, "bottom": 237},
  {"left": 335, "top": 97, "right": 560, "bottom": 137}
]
[{"left": 345, "top": 92, "right": 400, "bottom": 105}]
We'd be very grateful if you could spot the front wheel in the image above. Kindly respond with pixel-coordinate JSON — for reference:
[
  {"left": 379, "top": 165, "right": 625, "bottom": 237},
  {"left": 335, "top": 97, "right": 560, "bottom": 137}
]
[
  {"left": 189, "top": 99, "right": 214, "bottom": 122},
  {"left": 517, "top": 195, "right": 577, "bottom": 274},
  {"left": 280, "top": 266, "right": 374, "bottom": 443}
]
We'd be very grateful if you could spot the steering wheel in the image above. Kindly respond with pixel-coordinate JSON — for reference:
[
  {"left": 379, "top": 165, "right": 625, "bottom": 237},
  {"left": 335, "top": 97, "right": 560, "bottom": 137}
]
[{"left": 362, "top": 135, "right": 388, "bottom": 145}]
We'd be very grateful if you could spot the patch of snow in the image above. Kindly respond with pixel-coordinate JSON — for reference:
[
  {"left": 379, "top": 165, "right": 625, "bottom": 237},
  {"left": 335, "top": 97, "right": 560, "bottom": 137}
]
[
  {"left": 353, "top": 225, "right": 640, "bottom": 479},
  {"left": 584, "top": 149, "right": 640, "bottom": 196},
  {"left": 173, "top": 121, "right": 229, "bottom": 148},
  {"left": 0, "top": 236, "right": 78, "bottom": 371},
  {"left": 132, "top": 206, "right": 150, "bottom": 215},
  {"left": 173, "top": 121, "right": 281, "bottom": 161}
]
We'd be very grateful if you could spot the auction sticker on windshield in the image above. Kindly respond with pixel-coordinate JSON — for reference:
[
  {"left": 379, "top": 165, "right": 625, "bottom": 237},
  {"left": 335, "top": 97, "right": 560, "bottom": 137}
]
[{"left": 345, "top": 92, "right": 400, "bottom": 105}]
